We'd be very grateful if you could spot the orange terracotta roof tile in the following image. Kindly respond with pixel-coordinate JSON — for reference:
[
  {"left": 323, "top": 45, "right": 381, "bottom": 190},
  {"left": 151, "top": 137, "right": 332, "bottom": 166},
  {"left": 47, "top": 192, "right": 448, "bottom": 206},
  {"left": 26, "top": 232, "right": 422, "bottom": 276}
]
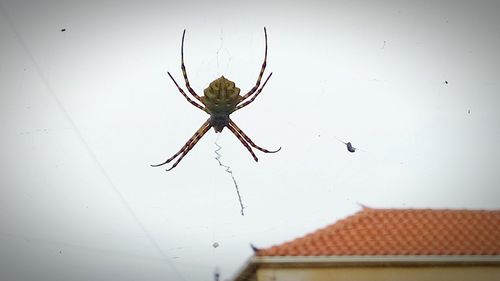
[{"left": 257, "top": 207, "right": 500, "bottom": 256}]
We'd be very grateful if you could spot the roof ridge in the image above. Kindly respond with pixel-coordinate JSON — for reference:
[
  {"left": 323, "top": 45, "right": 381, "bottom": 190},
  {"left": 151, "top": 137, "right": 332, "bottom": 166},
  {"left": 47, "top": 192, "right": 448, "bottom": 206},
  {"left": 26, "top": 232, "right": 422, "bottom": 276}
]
[{"left": 360, "top": 206, "right": 500, "bottom": 213}]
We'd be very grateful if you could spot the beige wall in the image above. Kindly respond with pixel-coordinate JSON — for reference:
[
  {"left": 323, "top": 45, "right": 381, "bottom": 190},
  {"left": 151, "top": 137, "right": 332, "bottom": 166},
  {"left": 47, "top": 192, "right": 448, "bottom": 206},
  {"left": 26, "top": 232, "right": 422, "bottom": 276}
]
[{"left": 257, "top": 266, "right": 500, "bottom": 281}]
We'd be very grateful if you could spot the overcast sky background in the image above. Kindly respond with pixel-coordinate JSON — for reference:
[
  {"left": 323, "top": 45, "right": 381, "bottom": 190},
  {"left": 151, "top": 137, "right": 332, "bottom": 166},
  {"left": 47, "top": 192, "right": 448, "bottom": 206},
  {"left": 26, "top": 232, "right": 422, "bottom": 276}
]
[{"left": 1, "top": 0, "right": 500, "bottom": 280}]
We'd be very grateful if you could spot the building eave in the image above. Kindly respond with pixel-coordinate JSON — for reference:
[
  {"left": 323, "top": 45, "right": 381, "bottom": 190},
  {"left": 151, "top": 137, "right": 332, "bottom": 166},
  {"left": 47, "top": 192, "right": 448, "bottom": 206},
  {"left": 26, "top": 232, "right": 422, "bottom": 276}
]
[
  {"left": 254, "top": 255, "right": 500, "bottom": 266},
  {"left": 231, "top": 255, "right": 500, "bottom": 281}
]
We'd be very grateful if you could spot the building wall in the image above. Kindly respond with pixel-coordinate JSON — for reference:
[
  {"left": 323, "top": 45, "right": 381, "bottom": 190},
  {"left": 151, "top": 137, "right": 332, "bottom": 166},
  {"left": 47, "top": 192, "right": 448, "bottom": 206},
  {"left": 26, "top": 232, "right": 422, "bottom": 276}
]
[{"left": 257, "top": 266, "right": 500, "bottom": 281}]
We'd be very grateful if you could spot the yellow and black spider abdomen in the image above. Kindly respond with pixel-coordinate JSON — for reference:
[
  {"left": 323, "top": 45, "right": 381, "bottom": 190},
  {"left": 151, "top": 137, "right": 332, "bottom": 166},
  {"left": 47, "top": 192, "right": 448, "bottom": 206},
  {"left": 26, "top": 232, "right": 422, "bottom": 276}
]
[{"left": 201, "top": 76, "right": 242, "bottom": 114}]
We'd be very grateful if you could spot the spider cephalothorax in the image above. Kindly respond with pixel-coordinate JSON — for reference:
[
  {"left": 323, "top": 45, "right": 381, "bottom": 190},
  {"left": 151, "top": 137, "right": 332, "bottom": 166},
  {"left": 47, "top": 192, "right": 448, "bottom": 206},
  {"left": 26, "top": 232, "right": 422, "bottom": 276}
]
[{"left": 152, "top": 28, "right": 280, "bottom": 171}]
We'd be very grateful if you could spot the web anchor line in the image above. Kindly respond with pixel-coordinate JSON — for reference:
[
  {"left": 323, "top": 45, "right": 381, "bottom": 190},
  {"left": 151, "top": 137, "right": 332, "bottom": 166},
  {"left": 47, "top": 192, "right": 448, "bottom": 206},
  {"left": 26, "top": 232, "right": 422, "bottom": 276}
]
[
  {"left": 0, "top": 4, "right": 186, "bottom": 280},
  {"left": 214, "top": 137, "right": 245, "bottom": 216}
]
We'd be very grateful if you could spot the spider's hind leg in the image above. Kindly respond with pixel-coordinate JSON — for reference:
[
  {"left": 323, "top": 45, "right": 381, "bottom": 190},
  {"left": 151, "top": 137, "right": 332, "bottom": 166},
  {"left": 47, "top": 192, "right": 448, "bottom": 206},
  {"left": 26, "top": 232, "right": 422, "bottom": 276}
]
[
  {"left": 227, "top": 124, "right": 259, "bottom": 162},
  {"left": 151, "top": 121, "right": 211, "bottom": 171},
  {"left": 229, "top": 120, "right": 281, "bottom": 154},
  {"left": 228, "top": 120, "right": 280, "bottom": 162}
]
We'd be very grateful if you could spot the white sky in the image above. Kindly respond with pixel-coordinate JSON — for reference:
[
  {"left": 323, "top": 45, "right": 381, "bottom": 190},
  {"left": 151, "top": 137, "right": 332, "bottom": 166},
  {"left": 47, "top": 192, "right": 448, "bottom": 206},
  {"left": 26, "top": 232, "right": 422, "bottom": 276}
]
[{"left": 1, "top": 0, "right": 500, "bottom": 280}]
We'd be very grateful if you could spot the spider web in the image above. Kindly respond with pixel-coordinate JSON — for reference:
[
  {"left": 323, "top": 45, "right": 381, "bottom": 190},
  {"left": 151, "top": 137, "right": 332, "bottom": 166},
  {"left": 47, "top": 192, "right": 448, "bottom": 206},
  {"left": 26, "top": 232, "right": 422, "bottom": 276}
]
[{"left": 214, "top": 134, "right": 245, "bottom": 216}]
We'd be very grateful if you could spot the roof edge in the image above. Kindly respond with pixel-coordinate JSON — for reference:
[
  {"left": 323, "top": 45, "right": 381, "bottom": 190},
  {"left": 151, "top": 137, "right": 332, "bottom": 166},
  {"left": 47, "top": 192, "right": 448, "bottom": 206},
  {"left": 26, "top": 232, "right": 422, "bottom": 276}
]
[{"left": 253, "top": 255, "right": 500, "bottom": 266}]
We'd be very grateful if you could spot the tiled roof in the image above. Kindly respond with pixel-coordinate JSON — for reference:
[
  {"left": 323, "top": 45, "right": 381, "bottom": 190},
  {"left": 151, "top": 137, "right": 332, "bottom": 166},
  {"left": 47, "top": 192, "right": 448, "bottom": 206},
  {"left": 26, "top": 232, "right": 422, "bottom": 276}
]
[{"left": 257, "top": 207, "right": 500, "bottom": 256}]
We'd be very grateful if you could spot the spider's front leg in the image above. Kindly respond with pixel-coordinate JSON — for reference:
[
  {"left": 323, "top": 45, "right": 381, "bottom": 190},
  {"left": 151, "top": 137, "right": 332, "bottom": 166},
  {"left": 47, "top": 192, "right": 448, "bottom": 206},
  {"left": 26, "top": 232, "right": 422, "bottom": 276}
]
[
  {"left": 235, "top": 72, "right": 272, "bottom": 111},
  {"left": 234, "top": 27, "right": 273, "bottom": 112},
  {"left": 180, "top": 29, "right": 203, "bottom": 103},
  {"left": 151, "top": 121, "right": 212, "bottom": 171},
  {"left": 239, "top": 27, "right": 269, "bottom": 103},
  {"left": 167, "top": 72, "right": 208, "bottom": 113}
]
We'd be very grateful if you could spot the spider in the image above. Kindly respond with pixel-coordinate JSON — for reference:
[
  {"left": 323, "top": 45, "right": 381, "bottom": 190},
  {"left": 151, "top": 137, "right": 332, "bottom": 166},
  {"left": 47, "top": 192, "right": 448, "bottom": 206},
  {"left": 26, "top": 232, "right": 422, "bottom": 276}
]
[{"left": 151, "top": 27, "right": 280, "bottom": 171}]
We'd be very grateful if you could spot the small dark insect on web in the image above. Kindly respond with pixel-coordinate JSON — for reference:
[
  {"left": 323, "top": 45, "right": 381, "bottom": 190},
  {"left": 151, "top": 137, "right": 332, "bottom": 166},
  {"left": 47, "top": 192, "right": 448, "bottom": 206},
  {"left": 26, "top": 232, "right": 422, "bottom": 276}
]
[
  {"left": 60, "top": 28, "right": 66, "bottom": 32},
  {"left": 335, "top": 138, "right": 363, "bottom": 153},
  {"left": 345, "top": 142, "right": 357, "bottom": 153}
]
